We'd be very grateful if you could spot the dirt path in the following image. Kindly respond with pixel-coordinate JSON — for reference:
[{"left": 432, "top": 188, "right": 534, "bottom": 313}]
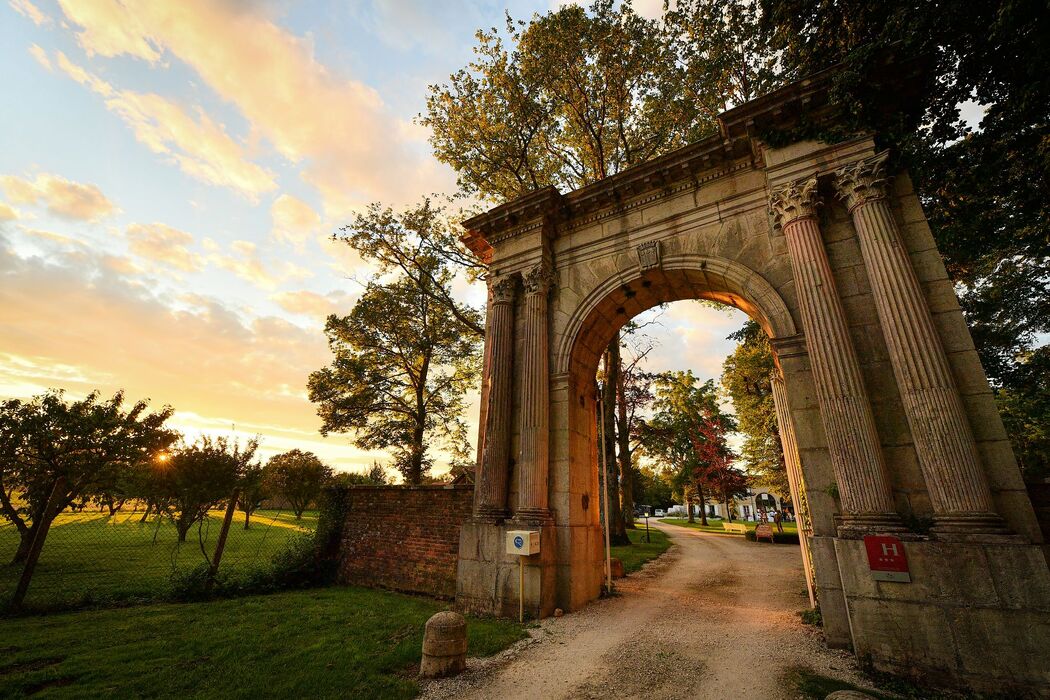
[{"left": 421, "top": 522, "right": 875, "bottom": 700}]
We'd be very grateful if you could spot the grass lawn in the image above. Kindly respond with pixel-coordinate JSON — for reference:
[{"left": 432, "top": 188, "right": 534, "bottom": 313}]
[
  {"left": 659, "top": 517, "right": 798, "bottom": 535},
  {"left": 0, "top": 509, "right": 316, "bottom": 610},
  {"left": 610, "top": 525, "right": 671, "bottom": 573},
  {"left": 0, "top": 586, "right": 525, "bottom": 699}
]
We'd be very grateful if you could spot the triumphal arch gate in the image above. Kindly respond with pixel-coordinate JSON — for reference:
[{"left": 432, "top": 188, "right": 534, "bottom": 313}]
[{"left": 455, "top": 75, "right": 1050, "bottom": 694}]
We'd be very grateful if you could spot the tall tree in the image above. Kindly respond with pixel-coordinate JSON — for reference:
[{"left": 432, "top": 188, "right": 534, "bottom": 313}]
[
  {"left": 600, "top": 341, "right": 629, "bottom": 545},
  {"left": 238, "top": 461, "right": 268, "bottom": 530},
  {"left": 264, "top": 450, "right": 333, "bottom": 519},
  {"left": 636, "top": 371, "right": 744, "bottom": 527},
  {"left": 309, "top": 272, "right": 480, "bottom": 485},
  {"left": 0, "top": 390, "right": 175, "bottom": 563},
  {"left": 720, "top": 320, "right": 790, "bottom": 496},
  {"left": 161, "top": 436, "right": 256, "bottom": 542}
]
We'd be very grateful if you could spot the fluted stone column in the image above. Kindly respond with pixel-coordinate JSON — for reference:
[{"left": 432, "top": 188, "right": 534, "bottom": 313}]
[
  {"left": 475, "top": 275, "right": 517, "bottom": 521},
  {"left": 516, "top": 262, "right": 555, "bottom": 522},
  {"left": 834, "top": 152, "right": 1007, "bottom": 535},
  {"left": 770, "top": 369, "right": 816, "bottom": 607},
  {"left": 770, "top": 176, "right": 902, "bottom": 533}
]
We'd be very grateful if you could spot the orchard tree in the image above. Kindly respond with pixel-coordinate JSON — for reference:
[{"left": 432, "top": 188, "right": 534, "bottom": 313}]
[
  {"left": 264, "top": 450, "right": 332, "bottom": 519},
  {"left": 720, "top": 320, "right": 789, "bottom": 496},
  {"left": 309, "top": 271, "right": 480, "bottom": 485},
  {"left": 162, "top": 436, "right": 256, "bottom": 542},
  {"left": 0, "top": 390, "right": 176, "bottom": 563},
  {"left": 238, "top": 461, "right": 268, "bottom": 530}
]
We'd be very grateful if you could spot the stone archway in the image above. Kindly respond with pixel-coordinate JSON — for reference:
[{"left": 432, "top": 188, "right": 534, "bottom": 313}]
[{"left": 455, "top": 73, "right": 1050, "bottom": 695}]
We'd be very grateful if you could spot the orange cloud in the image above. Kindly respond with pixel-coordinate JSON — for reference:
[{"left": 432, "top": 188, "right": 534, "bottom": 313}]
[
  {"left": 0, "top": 238, "right": 377, "bottom": 470},
  {"left": 0, "top": 172, "right": 117, "bottom": 221},
  {"left": 271, "top": 289, "right": 355, "bottom": 321},
  {"left": 125, "top": 222, "right": 202, "bottom": 272},
  {"left": 54, "top": 52, "right": 277, "bottom": 200},
  {"left": 0, "top": 202, "right": 17, "bottom": 222},
  {"left": 271, "top": 194, "right": 321, "bottom": 247},
  {"left": 28, "top": 43, "right": 52, "bottom": 71},
  {"left": 54, "top": 0, "right": 453, "bottom": 212},
  {"left": 208, "top": 239, "right": 312, "bottom": 291}
]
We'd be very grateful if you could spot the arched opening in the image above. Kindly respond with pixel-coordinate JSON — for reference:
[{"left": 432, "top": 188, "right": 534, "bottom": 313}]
[{"left": 556, "top": 258, "right": 818, "bottom": 608}]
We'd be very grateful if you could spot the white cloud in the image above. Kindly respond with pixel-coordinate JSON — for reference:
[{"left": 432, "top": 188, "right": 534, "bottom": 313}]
[
  {"left": 0, "top": 171, "right": 117, "bottom": 221},
  {"left": 0, "top": 202, "right": 18, "bottom": 222},
  {"left": 271, "top": 289, "right": 354, "bottom": 321},
  {"left": 209, "top": 239, "right": 312, "bottom": 291},
  {"left": 54, "top": 51, "right": 278, "bottom": 200}
]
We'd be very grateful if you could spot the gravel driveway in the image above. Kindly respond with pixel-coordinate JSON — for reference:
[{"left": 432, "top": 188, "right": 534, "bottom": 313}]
[{"left": 421, "top": 522, "right": 877, "bottom": 700}]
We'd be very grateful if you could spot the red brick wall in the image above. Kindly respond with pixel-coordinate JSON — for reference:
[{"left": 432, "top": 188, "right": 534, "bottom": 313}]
[{"left": 335, "top": 485, "right": 473, "bottom": 598}]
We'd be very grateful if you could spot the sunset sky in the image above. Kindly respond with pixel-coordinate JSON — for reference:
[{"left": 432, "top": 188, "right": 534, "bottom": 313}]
[{"left": 0, "top": 0, "right": 744, "bottom": 478}]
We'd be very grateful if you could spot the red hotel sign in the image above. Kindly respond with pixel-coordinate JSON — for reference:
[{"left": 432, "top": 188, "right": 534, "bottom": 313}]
[{"left": 863, "top": 535, "right": 911, "bottom": 583}]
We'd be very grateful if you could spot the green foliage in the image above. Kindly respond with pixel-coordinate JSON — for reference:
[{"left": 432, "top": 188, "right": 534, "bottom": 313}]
[
  {"left": 162, "top": 436, "right": 257, "bottom": 542},
  {"left": 264, "top": 449, "right": 332, "bottom": 519},
  {"left": 721, "top": 320, "right": 789, "bottom": 496},
  {"left": 335, "top": 199, "right": 486, "bottom": 338},
  {"left": 798, "top": 606, "right": 822, "bottom": 627},
  {"left": 635, "top": 371, "right": 747, "bottom": 519},
  {"left": 610, "top": 526, "right": 671, "bottom": 574},
  {"left": 0, "top": 587, "right": 525, "bottom": 698},
  {"left": 0, "top": 390, "right": 176, "bottom": 563},
  {"left": 995, "top": 348, "right": 1050, "bottom": 482},
  {"left": 632, "top": 462, "right": 675, "bottom": 511},
  {"left": 237, "top": 461, "right": 269, "bottom": 528},
  {"left": 745, "top": 529, "right": 800, "bottom": 544},
  {"left": 309, "top": 270, "right": 479, "bottom": 485}
]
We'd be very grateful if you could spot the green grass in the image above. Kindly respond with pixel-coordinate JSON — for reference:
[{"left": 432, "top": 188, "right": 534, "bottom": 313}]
[
  {"left": 610, "top": 526, "right": 671, "bottom": 573},
  {"left": 658, "top": 517, "right": 798, "bottom": 535},
  {"left": 0, "top": 509, "right": 316, "bottom": 610},
  {"left": 784, "top": 667, "right": 889, "bottom": 700},
  {"left": 0, "top": 585, "right": 524, "bottom": 699}
]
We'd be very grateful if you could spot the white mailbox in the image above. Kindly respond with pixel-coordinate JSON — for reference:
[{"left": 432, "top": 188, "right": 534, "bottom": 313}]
[{"left": 506, "top": 530, "right": 540, "bottom": 556}]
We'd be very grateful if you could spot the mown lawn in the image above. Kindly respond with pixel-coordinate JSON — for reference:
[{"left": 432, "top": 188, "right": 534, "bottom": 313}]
[
  {"left": 610, "top": 526, "right": 671, "bottom": 573},
  {"left": 0, "top": 586, "right": 525, "bottom": 699},
  {"left": 0, "top": 509, "right": 316, "bottom": 610},
  {"left": 659, "top": 517, "right": 798, "bottom": 535}
]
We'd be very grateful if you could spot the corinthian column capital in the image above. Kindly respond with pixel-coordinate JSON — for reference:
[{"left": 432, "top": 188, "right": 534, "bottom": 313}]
[
  {"left": 488, "top": 274, "right": 518, "bottom": 305},
  {"left": 769, "top": 176, "right": 821, "bottom": 228},
  {"left": 522, "top": 262, "right": 555, "bottom": 296},
  {"left": 834, "top": 151, "right": 890, "bottom": 212}
]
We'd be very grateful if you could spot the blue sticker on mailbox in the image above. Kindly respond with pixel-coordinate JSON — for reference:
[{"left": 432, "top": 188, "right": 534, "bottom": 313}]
[{"left": 513, "top": 535, "right": 524, "bottom": 549}]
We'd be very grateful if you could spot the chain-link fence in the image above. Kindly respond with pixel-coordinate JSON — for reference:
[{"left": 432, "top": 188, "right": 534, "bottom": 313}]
[{"left": 0, "top": 496, "right": 317, "bottom": 611}]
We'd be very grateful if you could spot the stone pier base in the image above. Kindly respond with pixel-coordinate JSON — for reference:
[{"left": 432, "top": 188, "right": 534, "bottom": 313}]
[
  {"left": 834, "top": 538, "right": 1050, "bottom": 696},
  {"left": 456, "top": 519, "right": 557, "bottom": 619}
]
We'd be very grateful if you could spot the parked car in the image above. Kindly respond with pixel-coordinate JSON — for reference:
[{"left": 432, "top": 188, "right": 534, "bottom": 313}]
[{"left": 654, "top": 508, "right": 666, "bottom": 517}]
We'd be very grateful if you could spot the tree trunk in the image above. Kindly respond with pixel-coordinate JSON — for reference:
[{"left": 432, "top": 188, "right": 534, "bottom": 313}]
[
  {"left": 603, "top": 341, "right": 629, "bottom": 546},
  {"left": 244, "top": 510, "right": 251, "bottom": 530},
  {"left": 11, "top": 526, "right": 36, "bottom": 564},
  {"left": 139, "top": 502, "right": 153, "bottom": 523},
  {"left": 614, "top": 340, "right": 634, "bottom": 529},
  {"left": 686, "top": 490, "right": 695, "bottom": 523},
  {"left": 176, "top": 514, "right": 192, "bottom": 542},
  {"left": 698, "top": 482, "right": 708, "bottom": 526}
]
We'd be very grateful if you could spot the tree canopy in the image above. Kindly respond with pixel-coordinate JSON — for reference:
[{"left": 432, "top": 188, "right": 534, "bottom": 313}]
[{"left": 0, "top": 390, "right": 176, "bottom": 563}]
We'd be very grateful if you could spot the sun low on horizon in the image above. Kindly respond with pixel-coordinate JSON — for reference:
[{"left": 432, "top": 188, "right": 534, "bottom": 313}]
[{"left": 0, "top": 0, "right": 734, "bottom": 478}]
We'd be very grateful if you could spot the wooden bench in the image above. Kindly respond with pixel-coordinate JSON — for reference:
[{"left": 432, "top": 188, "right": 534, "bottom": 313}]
[
  {"left": 721, "top": 522, "right": 748, "bottom": 534},
  {"left": 754, "top": 523, "right": 775, "bottom": 543}
]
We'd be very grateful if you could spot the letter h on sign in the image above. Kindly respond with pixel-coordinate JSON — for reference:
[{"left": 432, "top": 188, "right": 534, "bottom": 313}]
[{"left": 863, "top": 535, "right": 910, "bottom": 583}]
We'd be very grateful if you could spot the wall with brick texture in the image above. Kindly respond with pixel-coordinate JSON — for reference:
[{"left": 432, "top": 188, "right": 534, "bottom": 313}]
[{"left": 335, "top": 485, "right": 473, "bottom": 599}]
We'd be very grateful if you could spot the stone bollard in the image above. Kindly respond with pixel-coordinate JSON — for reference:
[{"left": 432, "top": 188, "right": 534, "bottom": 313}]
[
  {"left": 420, "top": 611, "right": 467, "bottom": 678},
  {"left": 610, "top": 557, "right": 626, "bottom": 579}
]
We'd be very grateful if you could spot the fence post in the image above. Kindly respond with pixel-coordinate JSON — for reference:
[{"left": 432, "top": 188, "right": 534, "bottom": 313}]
[
  {"left": 205, "top": 488, "right": 240, "bottom": 593},
  {"left": 9, "top": 476, "right": 68, "bottom": 610}
]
